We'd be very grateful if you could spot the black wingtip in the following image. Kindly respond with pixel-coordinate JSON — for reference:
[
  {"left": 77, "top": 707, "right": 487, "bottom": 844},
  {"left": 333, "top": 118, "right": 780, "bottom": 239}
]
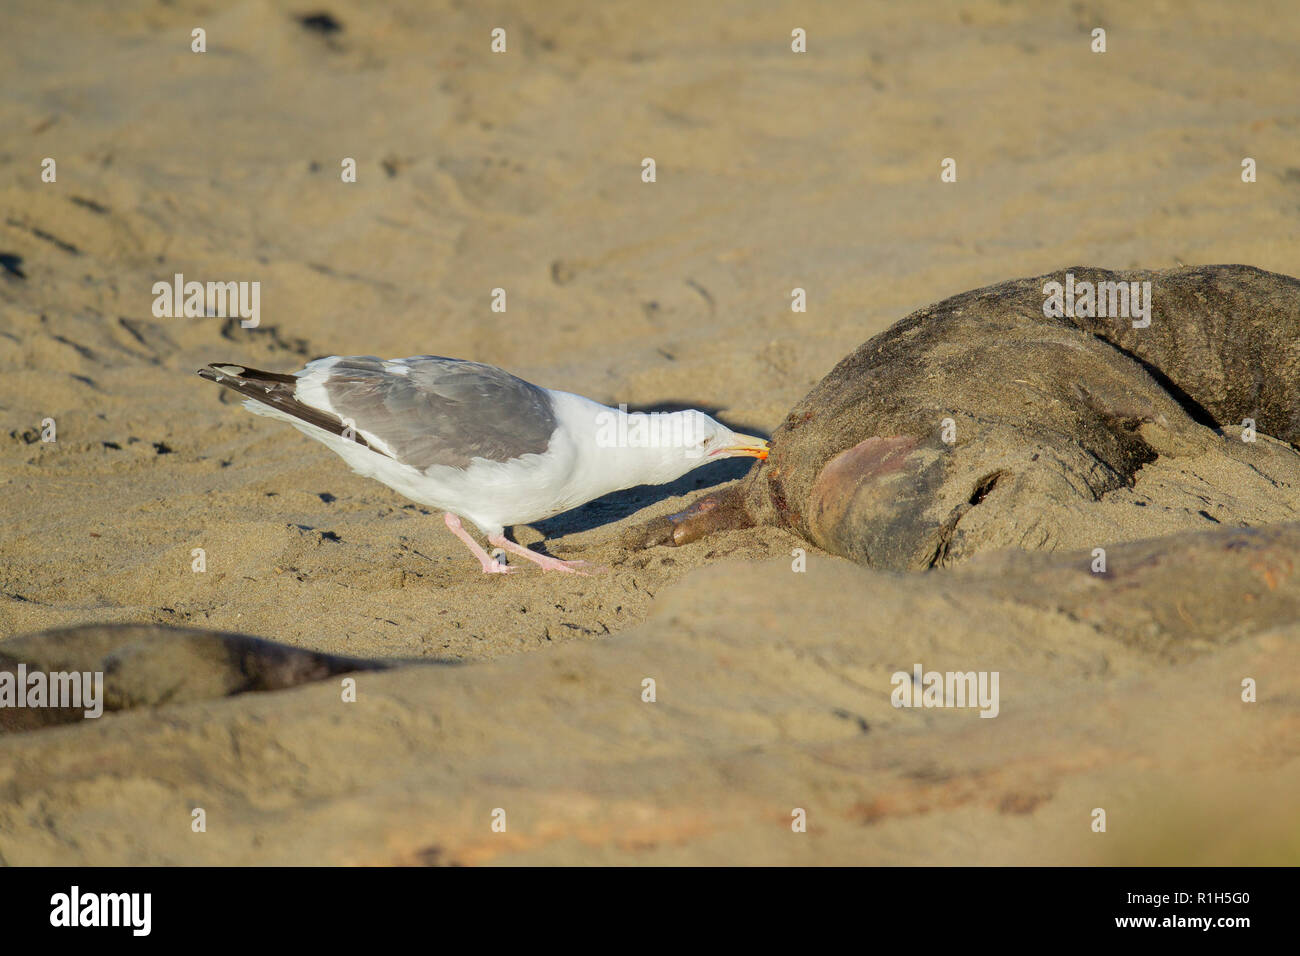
[
  {"left": 198, "top": 363, "right": 243, "bottom": 377},
  {"left": 195, "top": 361, "right": 388, "bottom": 458},
  {"left": 198, "top": 363, "right": 298, "bottom": 384}
]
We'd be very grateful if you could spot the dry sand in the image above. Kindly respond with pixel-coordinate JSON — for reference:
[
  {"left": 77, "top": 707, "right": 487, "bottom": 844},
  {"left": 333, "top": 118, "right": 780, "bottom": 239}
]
[{"left": 1, "top": 0, "right": 1298, "bottom": 864}]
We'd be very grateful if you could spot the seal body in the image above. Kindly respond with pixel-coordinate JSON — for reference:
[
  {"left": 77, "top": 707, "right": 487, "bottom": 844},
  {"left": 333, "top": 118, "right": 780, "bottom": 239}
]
[{"left": 635, "top": 265, "right": 1300, "bottom": 569}]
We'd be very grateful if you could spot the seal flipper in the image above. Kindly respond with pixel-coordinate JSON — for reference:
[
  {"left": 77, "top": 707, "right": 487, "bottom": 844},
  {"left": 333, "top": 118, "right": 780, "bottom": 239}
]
[{"left": 625, "top": 483, "right": 753, "bottom": 549}]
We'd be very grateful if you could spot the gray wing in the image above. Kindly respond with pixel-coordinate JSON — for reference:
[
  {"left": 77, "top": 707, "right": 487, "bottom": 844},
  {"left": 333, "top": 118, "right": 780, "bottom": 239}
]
[{"left": 313, "top": 356, "right": 559, "bottom": 470}]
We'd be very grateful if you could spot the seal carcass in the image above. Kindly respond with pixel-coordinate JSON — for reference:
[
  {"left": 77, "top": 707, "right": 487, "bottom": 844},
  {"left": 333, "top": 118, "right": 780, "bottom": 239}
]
[{"left": 633, "top": 264, "right": 1300, "bottom": 569}]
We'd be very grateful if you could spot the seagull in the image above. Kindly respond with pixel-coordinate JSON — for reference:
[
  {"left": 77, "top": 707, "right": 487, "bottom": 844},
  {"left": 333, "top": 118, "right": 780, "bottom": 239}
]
[{"left": 197, "top": 356, "right": 768, "bottom": 574}]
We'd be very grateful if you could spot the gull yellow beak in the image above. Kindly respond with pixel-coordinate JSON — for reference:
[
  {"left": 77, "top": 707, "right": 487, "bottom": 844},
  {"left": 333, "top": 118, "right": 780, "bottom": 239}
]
[{"left": 713, "top": 434, "right": 769, "bottom": 461}]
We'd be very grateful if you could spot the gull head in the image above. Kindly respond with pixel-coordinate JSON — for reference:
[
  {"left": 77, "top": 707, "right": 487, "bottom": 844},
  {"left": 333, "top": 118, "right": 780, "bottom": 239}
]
[{"left": 602, "top": 408, "right": 768, "bottom": 486}]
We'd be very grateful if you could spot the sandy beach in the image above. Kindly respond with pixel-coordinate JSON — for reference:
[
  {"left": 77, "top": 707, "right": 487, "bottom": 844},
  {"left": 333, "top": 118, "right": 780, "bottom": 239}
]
[{"left": 2, "top": 0, "right": 1298, "bottom": 865}]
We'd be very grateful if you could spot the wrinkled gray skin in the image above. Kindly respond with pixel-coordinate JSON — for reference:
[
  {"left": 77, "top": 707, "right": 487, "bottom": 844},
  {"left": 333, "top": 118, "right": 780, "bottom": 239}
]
[{"left": 634, "top": 265, "right": 1300, "bottom": 569}]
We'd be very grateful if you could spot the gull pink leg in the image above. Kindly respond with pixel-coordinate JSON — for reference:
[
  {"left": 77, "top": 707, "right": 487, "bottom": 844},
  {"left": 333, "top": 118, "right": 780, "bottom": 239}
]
[
  {"left": 487, "top": 534, "right": 597, "bottom": 575},
  {"left": 444, "top": 513, "right": 514, "bottom": 574}
]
